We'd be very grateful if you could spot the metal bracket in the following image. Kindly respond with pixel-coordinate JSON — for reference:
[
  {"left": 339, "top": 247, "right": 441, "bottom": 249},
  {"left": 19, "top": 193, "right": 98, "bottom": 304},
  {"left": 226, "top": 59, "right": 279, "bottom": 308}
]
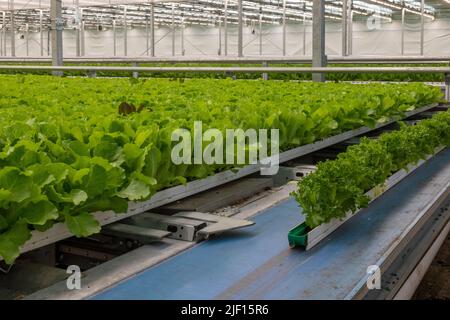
[
  {"left": 158, "top": 178, "right": 273, "bottom": 214},
  {"left": 272, "top": 165, "right": 317, "bottom": 186},
  {"left": 123, "top": 211, "right": 254, "bottom": 242},
  {"left": 126, "top": 212, "right": 207, "bottom": 241},
  {"left": 173, "top": 211, "right": 255, "bottom": 240},
  {"left": 102, "top": 223, "right": 171, "bottom": 244}
]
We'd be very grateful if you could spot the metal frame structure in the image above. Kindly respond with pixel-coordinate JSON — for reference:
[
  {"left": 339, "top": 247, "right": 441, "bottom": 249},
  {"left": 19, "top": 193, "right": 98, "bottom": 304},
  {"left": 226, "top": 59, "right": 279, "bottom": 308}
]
[
  {"left": 2, "top": 65, "right": 450, "bottom": 88},
  {"left": 0, "top": 1, "right": 439, "bottom": 59}
]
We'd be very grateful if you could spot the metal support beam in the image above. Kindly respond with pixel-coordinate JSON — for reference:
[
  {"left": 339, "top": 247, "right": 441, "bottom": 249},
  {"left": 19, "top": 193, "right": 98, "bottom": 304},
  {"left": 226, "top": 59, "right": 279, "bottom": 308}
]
[
  {"left": 302, "top": 3, "right": 306, "bottom": 56},
  {"left": 39, "top": 10, "right": 43, "bottom": 56},
  {"left": 171, "top": 3, "right": 175, "bottom": 56},
  {"left": 50, "top": 0, "right": 63, "bottom": 76},
  {"left": 312, "top": 0, "right": 326, "bottom": 82},
  {"left": 347, "top": 1, "right": 353, "bottom": 56},
  {"left": 181, "top": 21, "right": 185, "bottom": 56},
  {"left": 420, "top": 0, "right": 425, "bottom": 56},
  {"left": 25, "top": 23, "right": 29, "bottom": 56},
  {"left": 150, "top": 3, "right": 155, "bottom": 57},
  {"left": 9, "top": 1, "right": 15, "bottom": 57},
  {"left": 218, "top": 18, "right": 222, "bottom": 55},
  {"left": 124, "top": 6, "right": 127, "bottom": 56},
  {"left": 80, "top": 20, "right": 85, "bottom": 56},
  {"left": 75, "top": 0, "right": 80, "bottom": 56},
  {"left": 342, "top": 0, "right": 348, "bottom": 56},
  {"left": 401, "top": 7, "right": 405, "bottom": 56},
  {"left": 2, "top": 11, "right": 5, "bottom": 56},
  {"left": 259, "top": 13, "right": 262, "bottom": 55},
  {"left": 47, "top": 29, "right": 50, "bottom": 56},
  {"left": 75, "top": 28, "right": 80, "bottom": 57},
  {"left": 145, "top": 14, "right": 149, "bottom": 56},
  {"left": 238, "top": 0, "right": 243, "bottom": 57},
  {"left": 282, "top": 0, "right": 286, "bottom": 56},
  {"left": 224, "top": 0, "right": 228, "bottom": 56},
  {"left": 80, "top": 9, "right": 85, "bottom": 56},
  {"left": 113, "top": 20, "right": 116, "bottom": 56}
]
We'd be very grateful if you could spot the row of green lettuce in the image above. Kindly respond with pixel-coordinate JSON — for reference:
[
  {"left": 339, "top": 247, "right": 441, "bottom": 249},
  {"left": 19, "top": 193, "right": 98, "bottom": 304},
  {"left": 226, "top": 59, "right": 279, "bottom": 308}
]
[
  {"left": 0, "top": 62, "right": 446, "bottom": 82},
  {"left": 0, "top": 75, "right": 443, "bottom": 263},
  {"left": 293, "top": 109, "right": 450, "bottom": 229}
]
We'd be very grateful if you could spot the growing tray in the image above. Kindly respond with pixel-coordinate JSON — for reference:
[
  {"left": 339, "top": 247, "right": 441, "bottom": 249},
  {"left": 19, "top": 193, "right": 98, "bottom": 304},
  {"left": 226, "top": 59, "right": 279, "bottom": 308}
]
[{"left": 288, "top": 146, "right": 446, "bottom": 250}]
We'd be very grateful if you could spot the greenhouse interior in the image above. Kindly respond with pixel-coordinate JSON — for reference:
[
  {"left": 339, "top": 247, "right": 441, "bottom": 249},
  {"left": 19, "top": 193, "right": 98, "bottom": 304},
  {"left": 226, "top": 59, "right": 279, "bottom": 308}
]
[{"left": 0, "top": 0, "right": 449, "bottom": 304}]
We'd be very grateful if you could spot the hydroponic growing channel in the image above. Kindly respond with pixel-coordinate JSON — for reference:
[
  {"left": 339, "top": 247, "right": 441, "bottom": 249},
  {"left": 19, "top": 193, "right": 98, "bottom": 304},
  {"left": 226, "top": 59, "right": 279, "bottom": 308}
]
[{"left": 0, "top": 75, "right": 443, "bottom": 264}]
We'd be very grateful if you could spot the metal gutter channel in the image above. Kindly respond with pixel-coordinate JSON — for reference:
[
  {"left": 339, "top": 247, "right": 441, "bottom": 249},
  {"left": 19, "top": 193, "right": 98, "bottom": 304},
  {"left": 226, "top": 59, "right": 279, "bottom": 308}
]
[
  {"left": 88, "top": 149, "right": 450, "bottom": 300},
  {"left": 350, "top": 188, "right": 450, "bottom": 300}
]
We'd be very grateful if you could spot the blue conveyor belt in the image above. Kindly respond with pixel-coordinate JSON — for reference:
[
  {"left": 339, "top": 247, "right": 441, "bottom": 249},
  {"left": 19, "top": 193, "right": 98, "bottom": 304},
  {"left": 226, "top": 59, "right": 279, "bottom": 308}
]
[{"left": 92, "top": 149, "right": 450, "bottom": 300}]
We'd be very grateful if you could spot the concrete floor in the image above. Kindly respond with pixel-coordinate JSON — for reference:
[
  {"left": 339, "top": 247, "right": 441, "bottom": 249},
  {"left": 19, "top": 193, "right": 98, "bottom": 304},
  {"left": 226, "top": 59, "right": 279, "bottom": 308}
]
[{"left": 413, "top": 230, "right": 450, "bottom": 300}]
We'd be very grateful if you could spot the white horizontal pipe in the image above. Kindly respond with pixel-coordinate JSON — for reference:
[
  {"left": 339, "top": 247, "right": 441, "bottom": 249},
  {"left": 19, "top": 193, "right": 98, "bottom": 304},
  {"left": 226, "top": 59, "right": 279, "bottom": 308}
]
[{"left": 1, "top": 65, "right": 450, "bottom": 73}]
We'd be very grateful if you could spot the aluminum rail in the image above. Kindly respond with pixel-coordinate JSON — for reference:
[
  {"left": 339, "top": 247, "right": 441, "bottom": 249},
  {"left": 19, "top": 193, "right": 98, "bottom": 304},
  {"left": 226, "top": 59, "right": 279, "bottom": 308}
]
[
  {"left": 2, "top": 65, "right": 450, "bottom": 74},
  {"left": 0, "top": 55, "right": 450, "bottom": 64}
]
